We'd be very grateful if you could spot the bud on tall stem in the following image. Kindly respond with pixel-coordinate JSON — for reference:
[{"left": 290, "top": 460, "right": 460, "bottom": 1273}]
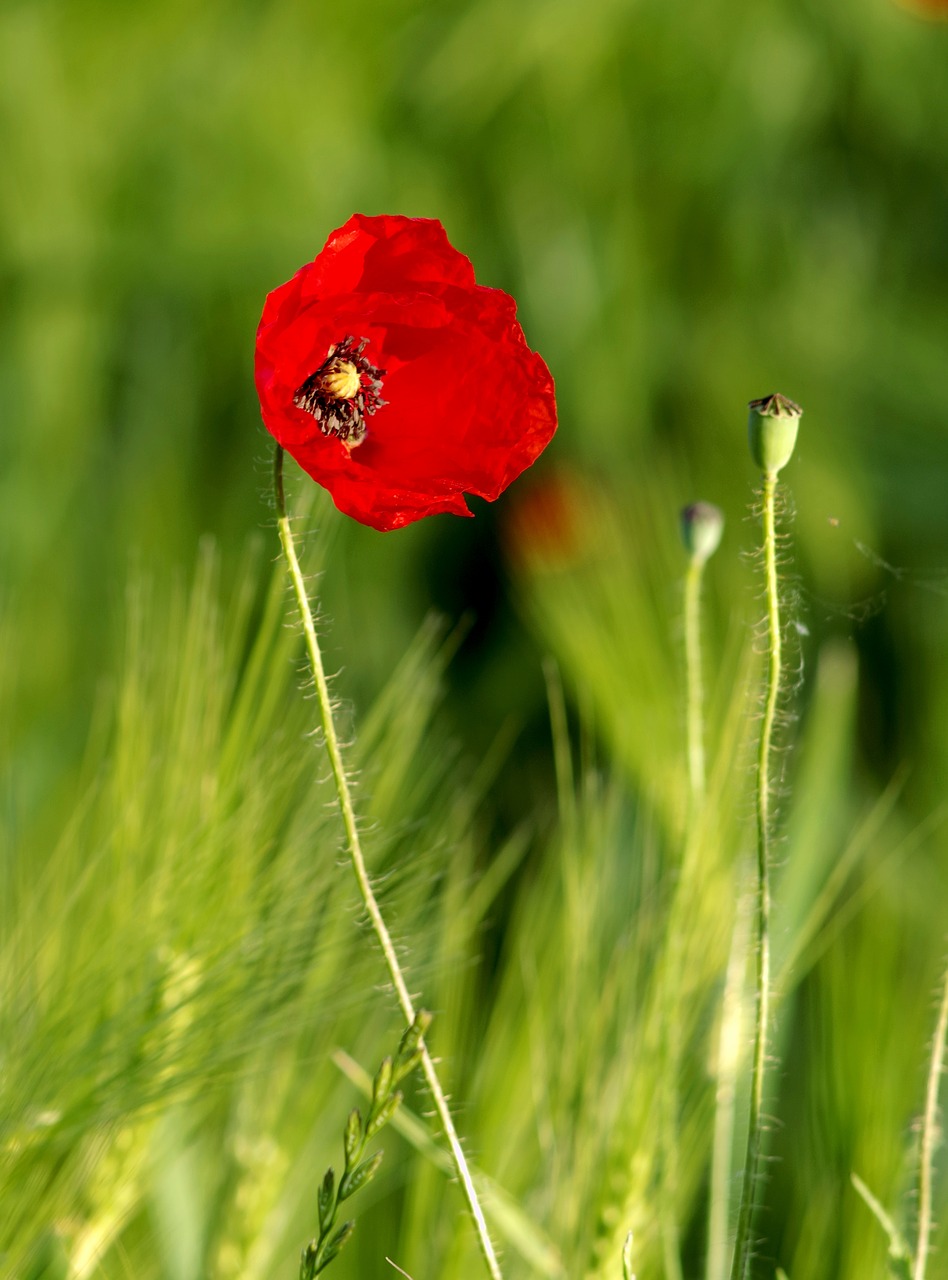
[
  {"left": 680, "top": 502, "right": 724, "bottom": 806},
  {"left": 730, "top": 394, "right": 802, "bottom": 1280}
]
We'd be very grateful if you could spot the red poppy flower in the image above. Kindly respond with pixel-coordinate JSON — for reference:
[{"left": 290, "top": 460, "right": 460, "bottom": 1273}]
[{"left": 255, "top": 214, "right": 557, "bottom": 531}]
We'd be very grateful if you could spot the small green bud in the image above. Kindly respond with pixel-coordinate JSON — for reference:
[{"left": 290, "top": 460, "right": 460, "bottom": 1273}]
[
  {"left": 747, "top": 392, "right": 802, "bottom": 475},
  {"left": 317, "top": 1167, "right": 335, "bottom": 1234},
  {"left": 343, "top": 1108, "right": 362, "bottom": 1170},
  {"left": 371, "top": 1056, "right": 393, "bottom": 1111},
  {"left": 392, "top": 1048, "right": 424, "bottom": 1086},
  {"left": 366, "top": 1089, "right": 403, "bottom": 1138},
  {"left": 315, "top": 1221, "right": 355, "bottom": 1273},
  {"left": 680, "top": 502, "right": 724, "bottom": 565},
  {"left": 396, "top": 1010, "right": 432, "bottom": 1062},
  {"left": 300, "top": 1241, "right": 318, "bottom": 1280},
  {"left": 339, "top": 1149, "right": 384, "bottom": 1201}
]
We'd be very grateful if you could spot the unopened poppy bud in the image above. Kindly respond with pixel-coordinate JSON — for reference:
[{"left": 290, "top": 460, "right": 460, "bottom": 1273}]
[
  {"left": 747, "top": 393, "right": 802, "bottom": 475},
  {"left": 680, "top": 501, "right": 724, "bottom": 565}
]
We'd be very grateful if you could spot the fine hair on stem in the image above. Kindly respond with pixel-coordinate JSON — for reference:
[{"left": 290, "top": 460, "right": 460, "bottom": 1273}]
[
  {"left": 273, "top": 444, "right": 503, "bottom": 1280},
  {"left": 730, "top": 468, "right": 783, "bottom": 1280}
]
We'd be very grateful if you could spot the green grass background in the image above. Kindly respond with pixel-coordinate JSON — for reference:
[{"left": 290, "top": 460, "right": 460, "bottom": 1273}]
[{"left": 2, "top": 0, "right": 948, "bottom": 1276}]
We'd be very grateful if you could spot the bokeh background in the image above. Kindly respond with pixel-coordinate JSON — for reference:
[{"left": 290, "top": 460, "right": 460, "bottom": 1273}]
[
  {"left": 5, "top": 0, "right": 948, "bottom": 792},
  {"left": 3, "top": 0, "right": 948, "bottom": 1277}
]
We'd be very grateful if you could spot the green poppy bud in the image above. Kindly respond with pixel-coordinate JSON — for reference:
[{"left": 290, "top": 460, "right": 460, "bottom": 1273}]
[
  {"left": 747, "top": 393, "right": 803, "bottom": 475},
  {"left": 680, "top": 501, "right": 724, "bottom": 565}
]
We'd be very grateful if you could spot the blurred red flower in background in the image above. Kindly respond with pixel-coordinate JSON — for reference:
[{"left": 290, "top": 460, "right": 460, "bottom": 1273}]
[
  {"left": 255, "top": 214, "right": 557, "bottom": 531},
  {"left": 503, "top": 468, "right": 595, "bottom": 574},
  {"left": 894, "top": 0, "right": 948, "bottom": 16}
]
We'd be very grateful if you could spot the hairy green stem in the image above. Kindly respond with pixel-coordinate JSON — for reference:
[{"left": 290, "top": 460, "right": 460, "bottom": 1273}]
[
  {"left": 730, "top": 472, "right": 779, "bottom": 1280},
  {"left": 706, "top": 896, "right": 750, "bottom": 1280},
  {"left": 274, "top": 446, "right": 503, "bottom": 1280},
  {"left": 914, "top": 958, "right": 948, "bottom": 1280},
  {"left": 684, "top": 557, "right": 707, "bottom": 807},
  {"left": 661, "top": 555, "right": 713, "bottom": 1280},
  {"left": 660, "top": 967, "right": 684, "bottom": 1280}
]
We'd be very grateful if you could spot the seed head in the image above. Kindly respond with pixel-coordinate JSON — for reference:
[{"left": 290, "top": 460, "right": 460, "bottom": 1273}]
[{"left": 747, "top": 392, "right": 802, "bottom": 475}]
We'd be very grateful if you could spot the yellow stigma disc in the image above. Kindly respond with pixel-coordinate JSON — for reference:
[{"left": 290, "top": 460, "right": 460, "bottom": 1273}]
[{"left": 321, "top": 360, "right": 361, "bottom": 401}]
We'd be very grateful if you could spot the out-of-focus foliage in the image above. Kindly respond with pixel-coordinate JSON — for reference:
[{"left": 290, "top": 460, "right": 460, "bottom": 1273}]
[
  {"left": 4, "top": 0, "right": 948, "bottom": 783},
  {"left": 4, "top": 475, "right": 943, "bottom": 1280},
  {"left": 3, "top": 0, "right": 948, "bottom": 1277}
]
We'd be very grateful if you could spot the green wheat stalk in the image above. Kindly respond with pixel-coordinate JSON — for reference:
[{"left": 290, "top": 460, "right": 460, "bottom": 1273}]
[{"left": 273, "top": 445, "right": 502, "bottom": 1280}]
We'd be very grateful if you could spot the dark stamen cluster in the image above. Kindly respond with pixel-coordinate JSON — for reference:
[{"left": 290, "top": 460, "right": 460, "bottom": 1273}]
[{"left": 293, "top": 336, "right": 386, "bottom": 447}]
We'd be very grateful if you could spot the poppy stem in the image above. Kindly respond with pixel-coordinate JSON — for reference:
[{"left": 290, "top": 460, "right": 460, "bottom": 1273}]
[
  {"left": 914, "top": 956, "right": 948, "bottom": 1280},
  {"left": 273, "top": 445, "right": 504, "bottom": 1280},
  {"left": 678, "top": 500, "right": 723, "bottom": 815},
  {"left": 684, "top": 555, "right": 707, "bottom": 809},
  {"left": 729, "top": 470, "right": 779, "bottom": 1280},
  {"left": 705, "top": 897, "right": 750, "bottom": 1280}
]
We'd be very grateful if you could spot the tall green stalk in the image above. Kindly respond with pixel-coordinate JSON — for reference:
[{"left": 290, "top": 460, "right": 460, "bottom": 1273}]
[
  {"left": 668, "top": 501, "right": 723, "bottom": 1280},
  {"left": 730, "top": 394, "right": 801, "bottom": 1280},
  {"left": 273, "top": 445, "right": 502, "bottom": 1280},
  {"left": 684, "top": 558, "right": 706, "bottom": 806},
  {"left": 706, "top": 897, "right": 750, "bottom": 1280},
  {"left": 729, "top": 473, "right": 778, "bottom": 1280},
  {"left": 913, "top": 958, "right": 948, "bottom": 1280},
  {"left": 680, "top": 501, "right": 724, "bottom": 809}
]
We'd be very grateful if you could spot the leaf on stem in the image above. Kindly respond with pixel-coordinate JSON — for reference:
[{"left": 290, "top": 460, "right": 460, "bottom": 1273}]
[
  {"left": 317, "top": 1167, "right": 335, "bottom": 1235},
  {"left": 344, "top": 1108, "right": 363, "bottom": 1171},
  {"left": 395, "top": 1011, "right": 432, "bottom": 1073},
  {"left": 339, "top": 1150, "right": 385, "bottom": 1201},
  {"left": 366, "top": 1091, "right": 404, "bottom": 1139},
  {"left": 315, "top": 1221, "right": 355, "bottom": 1274},
  {"left": 372, "top": 1056, "right": 394, "bottom": 1111}
]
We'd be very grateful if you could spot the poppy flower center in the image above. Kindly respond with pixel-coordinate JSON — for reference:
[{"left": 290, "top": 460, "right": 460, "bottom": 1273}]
[{"left": 293, "top": 336, "right": 386, "bottom": 448}]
